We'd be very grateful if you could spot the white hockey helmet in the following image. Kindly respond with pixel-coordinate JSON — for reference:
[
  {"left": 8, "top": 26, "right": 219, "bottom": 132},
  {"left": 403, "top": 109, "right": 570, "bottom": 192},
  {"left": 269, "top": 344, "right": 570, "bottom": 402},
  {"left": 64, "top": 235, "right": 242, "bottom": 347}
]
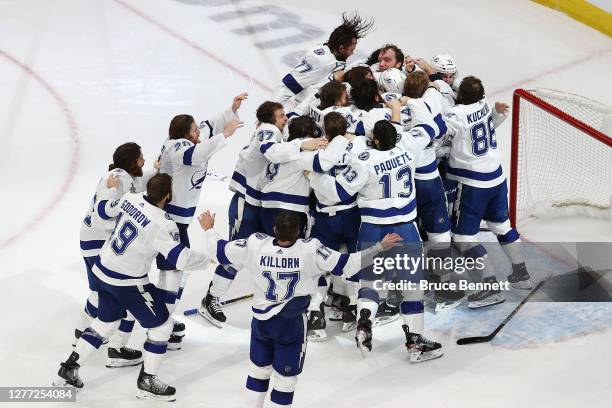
[
  {"left": 430, "top": 54, "right": 457, "bottom": 75},
  {"left": 377, "top": 68, "right": 407, "bottom": 94}
]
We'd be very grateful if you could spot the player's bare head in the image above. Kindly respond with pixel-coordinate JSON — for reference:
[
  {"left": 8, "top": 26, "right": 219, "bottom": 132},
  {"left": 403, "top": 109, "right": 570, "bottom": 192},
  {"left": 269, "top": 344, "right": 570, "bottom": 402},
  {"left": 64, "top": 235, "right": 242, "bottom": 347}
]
[
  {"left": 343, "top": 66, "right": 374, "bottom": 87},
  {"left": 403, "top": 71, "right": 429, "bottom": 98},
  {"left": 372, "top": 121, "right": 397, "bottom": 151},
  {"left": 324, "top": 112, "right": 348, "bottom": 141},
  {"left": 327, "top": 13, "right": 373, "bottom": 61},
  {"left": 273, "top": 211, "right": 301, "bottom": 243},
  {"left": 351, "top": 79, "right": 381, "bottom": 111},
  {"left": 257, "top": 101, "right": 286, "bottom": 130},
  {"left": 169, "top": 114, "right": 199, "bottom": 144},
  {"left": 109, "top": 142, "right": 144, "bottom": 177},
  {"left": 288, "top": 116, "right": 316, "bottom": 142},
  {"left": 378, "top": 44, "right": 404, "bottom": 71},
  {"left": 319, "top": 81, "right": 348, "bottom": 110},
  {"left": 147, "top": 173, "right": 172, "bottom": 207},
  {"left": 456, "top": 76, "right": 485, "bottom": 105}
]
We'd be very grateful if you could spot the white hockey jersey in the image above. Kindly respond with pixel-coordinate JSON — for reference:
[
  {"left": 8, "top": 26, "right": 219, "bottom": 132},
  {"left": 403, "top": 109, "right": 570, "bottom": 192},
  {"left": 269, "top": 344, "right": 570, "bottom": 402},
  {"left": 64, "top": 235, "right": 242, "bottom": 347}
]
[
  {"left": 93, "top": 192, "right": 210, "bottom": 286},
  {"left": 274, "top": 44, "right": 345, "bottom": 103},
  {"left": 310, "top": 136, "right": 368, "bottom": 214},
  {"left": 260, "top": 136, "right": 349, "bottom": 213},
  {"left": 159, "top": 108, "right": 238, "bottom": 225},
  {"left": 79, "top": 168, "right": 156, "bottom": 258},
  {"left": 309, "top": 121, "right": 439, "bottom": 225},
  {"left": 229, "top": 123, "right": 301, "bottom": 207},
  {"left": 444, "top": 98, "right": 508, "bottom": 188},
  {"left": 205, "top": 230, "right": 383, "bottom": 320}
]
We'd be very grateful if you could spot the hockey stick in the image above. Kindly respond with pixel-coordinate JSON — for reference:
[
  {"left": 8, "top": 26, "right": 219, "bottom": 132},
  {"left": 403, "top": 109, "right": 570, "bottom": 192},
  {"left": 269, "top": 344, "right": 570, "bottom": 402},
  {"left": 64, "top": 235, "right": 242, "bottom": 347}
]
[
  {"left": 183, "top": 293, "right": 254, "bottom": 316},
  {"left": 456, "top": 280, "right": 545, "bottom": 345}
]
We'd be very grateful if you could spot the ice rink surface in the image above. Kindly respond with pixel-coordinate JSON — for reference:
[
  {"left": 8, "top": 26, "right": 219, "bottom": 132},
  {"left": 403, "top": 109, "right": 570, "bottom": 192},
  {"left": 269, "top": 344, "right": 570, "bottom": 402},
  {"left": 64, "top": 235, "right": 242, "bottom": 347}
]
[{"left": 0, "top": 0, "right": 611, "bottom": 406}]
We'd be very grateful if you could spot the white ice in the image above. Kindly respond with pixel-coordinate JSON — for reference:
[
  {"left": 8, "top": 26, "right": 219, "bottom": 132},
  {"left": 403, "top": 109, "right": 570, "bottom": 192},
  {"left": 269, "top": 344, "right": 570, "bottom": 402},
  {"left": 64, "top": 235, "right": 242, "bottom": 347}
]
[{"left": 0, "top": 0, "right": 611, "bottom": 407}]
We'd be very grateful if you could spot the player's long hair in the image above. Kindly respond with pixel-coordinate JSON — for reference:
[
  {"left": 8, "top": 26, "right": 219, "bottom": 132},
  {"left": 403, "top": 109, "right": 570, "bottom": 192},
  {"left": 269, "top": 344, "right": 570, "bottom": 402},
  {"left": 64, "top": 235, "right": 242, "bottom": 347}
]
[
  {"left": 327, "top": 13, "right": 374, "bottom": 52},
  {"left": 169, "top": 114, "right": 195, "bottom": 140},
  {"left": 318, "top": 81, "right": 346, "bottom": 110},
  {"left": 456, "top": 76, "right": 485, "bottom": 105},
  {"left": 109, "top": 142, "right": 142, "bottom": 177},
  {"left": 351, "top": 79, "right": 380, "bottom": 111}
]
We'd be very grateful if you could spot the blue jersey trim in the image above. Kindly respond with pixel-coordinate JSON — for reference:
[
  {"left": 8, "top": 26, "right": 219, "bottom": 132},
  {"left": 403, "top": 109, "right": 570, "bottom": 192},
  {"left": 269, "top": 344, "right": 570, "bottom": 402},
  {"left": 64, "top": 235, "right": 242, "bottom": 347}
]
[
  {"left": 354, "top": 121, "right": 365, "bottom": 136},
  {"left": 164, "top": 203, "right": 196, "bottom": 217},
  {"left": 96, "top": 260, "right": 148, "bottom": 281},
  {"left": 282, "top": 73, "right": 304, "bottom": 95},
  {"left": 260, "top": 142, "right": 275, "bottom": 154},
  {"left": 165, "top": 243, "right": 186, "bottom": 269},
  {"left": 97, "top": 200, "right": 113, "bottom": 220},
  {"left": 216, "top": 240, "right": 231, "bottom": 265},
  {"left": 312, "top": 153, "right": 323, "bottom": 173},
  {"left": 331, "top": 253, "right": 350, "bottom": 276},
  {"left": 415, "top": 158, "right": 438, "bottom": 174},
  {"left": 80, "top": 240, "right": 105, "bottom": 250},
  {"left": 231, "top": 171, "right": 261, "bottom": 200},
  {"left": 335, "top": 181, "right": 353, "bottom": 202},
  {"left": 260, "top": 191, "right": 310, "bottom": 206},
  {"left": 183, "top": 146, "right": 195, "bottom": 165},
  {"left": 360, "top": 199, "right": 416, "bottom": 218},
  {"left": 446, "top": 164, "right": 503, "bottom": 181},
  {"left": 413, "top": 123, "right": 436, "bottom": 139}
]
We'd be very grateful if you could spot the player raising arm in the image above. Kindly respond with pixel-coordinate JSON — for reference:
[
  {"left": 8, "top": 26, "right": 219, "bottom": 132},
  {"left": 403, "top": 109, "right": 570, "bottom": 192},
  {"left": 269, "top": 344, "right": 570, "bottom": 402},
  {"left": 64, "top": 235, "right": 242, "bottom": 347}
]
[{"left": 199, "top": 210, "right": 401, "bottom": 408}]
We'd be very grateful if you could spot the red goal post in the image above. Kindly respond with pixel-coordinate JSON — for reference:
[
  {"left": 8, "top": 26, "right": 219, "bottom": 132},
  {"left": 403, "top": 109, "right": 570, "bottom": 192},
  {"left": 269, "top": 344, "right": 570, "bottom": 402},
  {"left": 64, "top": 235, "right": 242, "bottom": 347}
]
[{"left": 509, "top": 89, "right": 612, "bottom": 227}]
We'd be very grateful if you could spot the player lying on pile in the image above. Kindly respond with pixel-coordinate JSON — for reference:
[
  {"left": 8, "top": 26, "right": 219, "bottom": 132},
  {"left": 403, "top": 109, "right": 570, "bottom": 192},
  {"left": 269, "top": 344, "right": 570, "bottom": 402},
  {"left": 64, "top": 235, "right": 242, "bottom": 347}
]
[{"left": 199, "top": 210, "right": 401, "bottom": 408}]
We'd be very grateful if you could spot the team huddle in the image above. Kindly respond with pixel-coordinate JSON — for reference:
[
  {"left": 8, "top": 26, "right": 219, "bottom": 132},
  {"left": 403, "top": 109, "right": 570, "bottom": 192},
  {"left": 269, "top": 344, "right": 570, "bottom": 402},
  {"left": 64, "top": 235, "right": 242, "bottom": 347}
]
[{"left": 52, "top": 13, "right": 534, "bottom": 407}]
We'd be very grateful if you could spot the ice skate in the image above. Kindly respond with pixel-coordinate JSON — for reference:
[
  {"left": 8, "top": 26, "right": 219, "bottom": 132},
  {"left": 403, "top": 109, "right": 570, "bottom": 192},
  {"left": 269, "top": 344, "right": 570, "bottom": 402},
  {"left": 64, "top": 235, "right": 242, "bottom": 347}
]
[
  {"left": 136, "top": 365, "right": 176, "bottom": 402},
  {"left": 355, "top": 309, "right": 373, "bottom": 357},
  {"left": 106, "top": 347, "right": 143, "bottom": 368},
  {"left": 306, "top": 304, "right": 327, "bottom": 342},
  {"left": 507, "top": 262, "right": 532, "bottom": 290},
  {"left": 199, "top": 284, "right": 226, "bottom": 328},
  {"left": 402, "top": 325, "right": 444, "bottom": 363},
  {"left": 53, "top": 352, "right": 83, "bottom": 389}
]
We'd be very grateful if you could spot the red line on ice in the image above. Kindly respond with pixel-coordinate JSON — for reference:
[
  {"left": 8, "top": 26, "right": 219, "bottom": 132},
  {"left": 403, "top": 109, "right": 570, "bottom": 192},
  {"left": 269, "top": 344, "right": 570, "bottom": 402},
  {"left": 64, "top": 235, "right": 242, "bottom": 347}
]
[
  {"left": 112, "top": 0, "right": 274, "bottom": 93},
  {"left": 0, "top": 49, "right": 80, "bottom": 251}
]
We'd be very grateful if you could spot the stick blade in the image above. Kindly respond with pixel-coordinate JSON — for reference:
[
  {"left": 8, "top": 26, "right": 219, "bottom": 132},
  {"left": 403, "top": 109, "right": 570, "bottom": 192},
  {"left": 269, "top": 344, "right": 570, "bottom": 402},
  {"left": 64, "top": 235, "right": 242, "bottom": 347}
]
[{"left": 456, "top": 335, "right": 492, "bottom": 345}]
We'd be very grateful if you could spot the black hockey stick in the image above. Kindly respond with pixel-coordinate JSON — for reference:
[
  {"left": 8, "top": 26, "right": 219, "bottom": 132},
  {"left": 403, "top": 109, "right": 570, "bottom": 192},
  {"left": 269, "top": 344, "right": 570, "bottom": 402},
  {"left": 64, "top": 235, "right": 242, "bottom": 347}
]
[
  {"left": 456, "top": 280, "right": 545, "bottom": 345},
  {"left": 183, "top": 293, "right": 254, "bottom": 316}
]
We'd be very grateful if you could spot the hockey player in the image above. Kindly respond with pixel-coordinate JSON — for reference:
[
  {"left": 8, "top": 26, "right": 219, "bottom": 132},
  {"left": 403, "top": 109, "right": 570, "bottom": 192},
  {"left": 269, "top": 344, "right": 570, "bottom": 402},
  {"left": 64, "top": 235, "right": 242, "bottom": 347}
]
[
  {"left": 308, "top": 112, "right": 368, "bottom": 337},
  {"left": 273, "top": 13, "right": 373, "bottom": 104},
  {"left": 444, "top": 76, "right": 533, "bottom": 308},
  {"left": 156, "top": 93, "right": 245, "bottom": 349},
  {"left": 309, "top": 99, "right": 445, "bottom": 362},
  {"left": 54, "top": 174, "right": 212, "bottom": 401},
  {"left": 77, "top": 142, "right": 158, "bottom": 367},
  {"left": 414, "top": 54, "right": 460, "bottom": 108},
  {"left": 200, "top": 101, "right": 329, "bottom": 327},
  {"left": 199, "top": 210, "right": 401, "bottom": 408}
]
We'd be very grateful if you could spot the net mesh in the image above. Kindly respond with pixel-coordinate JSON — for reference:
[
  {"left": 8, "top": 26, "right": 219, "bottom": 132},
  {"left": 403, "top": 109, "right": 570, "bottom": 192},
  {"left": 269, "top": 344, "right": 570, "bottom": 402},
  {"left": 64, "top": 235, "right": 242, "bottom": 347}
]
[{"left": 515, "top": 89, "right": 612, "bottom": 224}]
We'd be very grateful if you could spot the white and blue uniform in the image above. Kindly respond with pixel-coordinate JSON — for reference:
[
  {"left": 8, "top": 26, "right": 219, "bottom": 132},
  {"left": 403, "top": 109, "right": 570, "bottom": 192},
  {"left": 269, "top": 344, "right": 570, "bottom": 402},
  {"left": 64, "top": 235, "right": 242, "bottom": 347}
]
[
  {"left": 78, "top": 167, "right": 155, "bottom": 331},
  {"left": 77, "top": 192, "right": 210, "bottom": 376},
  {"left": 259, "top": 136, "right": 349, "bottom": 236},
  {"left": 444, "top": 98, "right": 520, "bottom": 244},
  {"left": 273, "top": 44, "right": 345, "bottom": 104},
  {"left": 205, "top": 229, "right": 383, "bottom": 407}
]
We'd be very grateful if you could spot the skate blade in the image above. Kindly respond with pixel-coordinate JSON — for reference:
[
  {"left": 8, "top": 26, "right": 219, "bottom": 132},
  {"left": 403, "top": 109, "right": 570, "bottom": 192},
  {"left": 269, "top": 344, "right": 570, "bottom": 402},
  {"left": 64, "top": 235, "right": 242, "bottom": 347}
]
[
  {"left": 172, "top": 330, "right": 185, "bottom": 337},
  {"left": 307, "top": 330, "right": 328, "bottom": 342},
  {"left": 341, "top": 322, "right": 357, "bottom": 332},
  {"left": 136, "top": 389, "right": 176, "bottom": 402},
  {"left": 105, "top": 358, "right": 143, "bottom": 368},
  {"left": 468, "top": 296, "right": 505, "bottom": 309},
  {"left": 51, "top": 378, "right": 82, "bottom": 389},
  {"left": 435, "top": 299, "right": 463, "bottom": 313},
  {"left": 167, "top": 342, "right": 182, "bottom": 351},
  {"left": 409, "top": 349, "right": 444, "bottom": 363},
  {"left": 197, "top": 307, "right": 224, "bottom": 328},
  {"left": 374, "top": 314, "right": 399, "bottom": 327},
  {"left": 510, "top": 280, "right": 532, "bottom": 290}
]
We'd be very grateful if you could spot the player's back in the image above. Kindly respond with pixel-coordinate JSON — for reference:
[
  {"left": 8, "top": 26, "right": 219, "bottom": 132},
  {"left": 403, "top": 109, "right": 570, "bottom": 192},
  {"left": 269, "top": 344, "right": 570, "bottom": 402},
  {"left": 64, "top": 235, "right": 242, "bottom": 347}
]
[
  {"left": 79, "top": 168, "right": 136, "bottom": 257},
  {"left": 445, "top": 98, "right": 505, "bottom": 188},
  {"left": 94, "top": 192, "right": 176, "bottom": 286},
  {"left": 243, "top": 234, "right": 324, "bottom": 320}
]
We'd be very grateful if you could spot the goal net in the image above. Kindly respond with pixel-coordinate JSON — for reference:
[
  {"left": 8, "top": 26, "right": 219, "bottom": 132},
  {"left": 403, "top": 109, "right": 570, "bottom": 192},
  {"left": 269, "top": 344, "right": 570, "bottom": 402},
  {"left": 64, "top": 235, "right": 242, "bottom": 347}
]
[{"left": 509, "top": 88, "right": 612, "bottom": 227}]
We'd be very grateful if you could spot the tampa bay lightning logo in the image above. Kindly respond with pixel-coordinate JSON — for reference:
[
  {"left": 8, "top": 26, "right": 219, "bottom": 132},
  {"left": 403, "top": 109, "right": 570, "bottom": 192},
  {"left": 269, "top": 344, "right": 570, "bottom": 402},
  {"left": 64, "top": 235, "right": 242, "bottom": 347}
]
[
  {"left": 314, "top": 48, "right": 324, "bottom": 55},
  {"left": 358, "top": 151, "right": 370, "bottom": 161},
  {"left": 190, "top": 169, "right": 207, "bottom": 190}
]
